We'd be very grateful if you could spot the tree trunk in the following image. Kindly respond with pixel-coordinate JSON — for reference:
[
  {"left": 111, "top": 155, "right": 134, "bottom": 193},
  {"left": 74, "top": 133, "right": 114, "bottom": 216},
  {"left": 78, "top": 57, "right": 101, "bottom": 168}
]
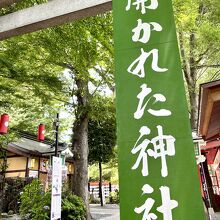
[
  {"left": 72, "top": 116, "right": 91, "bottom": 219},
  {"left": 0, "top": 148, "right": 7, "bottom": 215},
  {"left": 188, "top": 32, "right": 198, "bottom": 130},
  {"left": 0, "top": 175, "right": 3, "bottom": 215},
  {"left": 99, "top": 161, "right": 103, "bottom": 206},
  {"left": 178, "top": 31, "right": 199, "bottom": 130},
  {"left": 72, "top": 76, "right": 91, "bottom": 220},
  {"left": 189, "top": 90, "right": 198, "bottom": 130}
]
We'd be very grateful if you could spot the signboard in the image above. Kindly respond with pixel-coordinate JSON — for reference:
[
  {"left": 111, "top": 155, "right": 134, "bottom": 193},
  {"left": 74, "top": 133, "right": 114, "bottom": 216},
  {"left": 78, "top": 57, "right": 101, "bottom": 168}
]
[
  {"left": 28, "top": 170, "right": 38, "bottom": 178},
  {"left": 40, "top": 159, "right": 48, "bottom": 172},
  {"left": 113, "top": 0, "right": 205, "bottom": 219},
  {"left": 51, "top": 157, "right": 62, "bottom": 220}
]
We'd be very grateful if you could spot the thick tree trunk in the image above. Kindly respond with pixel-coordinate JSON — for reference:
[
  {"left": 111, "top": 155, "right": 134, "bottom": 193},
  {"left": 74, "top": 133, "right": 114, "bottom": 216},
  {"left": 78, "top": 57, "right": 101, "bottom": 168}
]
[
  {"left": 72, "top": 75, "right": 91, "bottom": 220},
  {"left": 72, "top": 115, "right": 91, "bottom": 219}
]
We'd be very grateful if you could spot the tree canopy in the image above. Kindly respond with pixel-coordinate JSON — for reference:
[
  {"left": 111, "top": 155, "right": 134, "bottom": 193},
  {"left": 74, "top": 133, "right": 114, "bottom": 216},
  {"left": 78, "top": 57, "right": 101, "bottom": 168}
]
[
  {"left": 173, "top": 0, "right": 220, "bottom": 129},
  {"left": 88, "top": 96, "right": 116, "bottom": 164},
  {"left": 0, "top": 11, "right": 114, "bottom": 219}
]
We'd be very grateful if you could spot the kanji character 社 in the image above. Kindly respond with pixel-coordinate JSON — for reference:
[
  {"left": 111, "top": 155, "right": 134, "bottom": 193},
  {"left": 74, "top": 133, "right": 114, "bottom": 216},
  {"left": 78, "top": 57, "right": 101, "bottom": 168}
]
[
  {"left": 134, "top": 184, "right": 157, "bottom": 220},
  {"left": 157, "top": 186, "right": 178, "bottom": 220},
  {"left": 135, "top": 184, "right": 178, "bottom": 220}
]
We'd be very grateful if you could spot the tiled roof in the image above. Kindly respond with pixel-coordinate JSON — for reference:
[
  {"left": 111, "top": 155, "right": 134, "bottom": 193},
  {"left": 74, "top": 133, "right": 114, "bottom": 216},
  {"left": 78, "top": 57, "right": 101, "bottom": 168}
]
[{"left": 7, "top": 132, "right": 69, "bottom": 157}]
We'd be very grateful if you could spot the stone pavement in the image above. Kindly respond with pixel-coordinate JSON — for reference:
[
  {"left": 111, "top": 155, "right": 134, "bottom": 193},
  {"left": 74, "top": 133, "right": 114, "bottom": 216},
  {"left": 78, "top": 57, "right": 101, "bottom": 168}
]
[
  {"left": 90, "top": 204, "right": 119, "bottom": 220},
  {"left": 90, "top": 205, "right": 220, "bottom": 220},
  {"left": 207, "top": 208, "right": 220, "bottom": 220},
  {"left": 1, "top": 214, "right": 20, "bottom": 219},
  {"left": 210, "top": 212, "right": 220, "bottom": 220},
  {"left": 2, "top": 206, "right": 220, "bottom": 220}
]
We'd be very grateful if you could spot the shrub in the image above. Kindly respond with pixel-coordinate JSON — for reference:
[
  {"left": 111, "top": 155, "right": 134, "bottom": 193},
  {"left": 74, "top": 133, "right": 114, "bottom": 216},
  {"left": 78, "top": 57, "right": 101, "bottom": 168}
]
[
  {"left": 109, "top": 190, "right": 119, "bottom": 204},
  {"left": 19, "top": 179, "right": 86, "bottom": 220},
  {"left": 3, "top": 177, "right": 33, "bottom": 213},
  {"left": 7, "top": 210, "right": 14, "bottom": 215},
  {"left": 19, "top": 179, "right": 50, "bottom": 220},
  {"left": 62, "top": 193, "right": 86, "bottom": 220},
  {"left": 89, "top": 194, "right": 100, "bottom": 204}
]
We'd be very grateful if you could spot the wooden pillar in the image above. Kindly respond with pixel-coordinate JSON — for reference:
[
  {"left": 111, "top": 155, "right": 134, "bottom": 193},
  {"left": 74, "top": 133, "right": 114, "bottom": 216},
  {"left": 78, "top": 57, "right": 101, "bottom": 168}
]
[
  {"left": 25, "top": 157, "right": 29, "bottom": 178},
  {"left": 38, "top": 157, "right": 40, "bottom": 179}
]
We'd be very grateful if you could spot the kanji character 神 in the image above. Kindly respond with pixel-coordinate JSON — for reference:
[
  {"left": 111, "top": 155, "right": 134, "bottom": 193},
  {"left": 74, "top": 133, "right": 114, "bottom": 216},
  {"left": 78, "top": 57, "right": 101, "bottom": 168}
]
[
  {"left": 134, "top": 84, "right": 171, "bottom": 119},
  {"left": 126, "top": 0, "right": 158, "bottom": 14},
  {"left": 132, "top": 19, "right": 162, "bottom": 44},
  {"left": 127, "top": 48, "right": 168, "bottom": 78},
  {"left": 135, "top": 184, "right": 178, "bottom": 220},
  {"left": 131, "top": 125, "right": 176, "bottom": 177}
]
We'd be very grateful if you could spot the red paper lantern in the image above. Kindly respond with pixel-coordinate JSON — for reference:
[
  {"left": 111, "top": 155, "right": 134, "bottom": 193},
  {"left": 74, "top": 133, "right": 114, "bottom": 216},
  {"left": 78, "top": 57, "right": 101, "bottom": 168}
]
[
  {"left": 0, "top": 114, "right": 9, "bottom": 134},
  {"left": 38, "top": 124, "right": 45, "bottom": 141}
]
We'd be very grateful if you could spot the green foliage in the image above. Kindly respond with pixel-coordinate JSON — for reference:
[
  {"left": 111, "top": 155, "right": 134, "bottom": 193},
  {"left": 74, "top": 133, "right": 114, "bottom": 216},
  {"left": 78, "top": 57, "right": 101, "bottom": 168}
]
[
  {"left": 0, "top": 36, "right": 66, "bottom": 138},
  {"left": 0, "top": 132, "right": 19, "bottom": 179},
  {"left": 173, "top": 0, "right": 220, "bottom": 84},
  {"left": 3, "top": 177, "right": 32, "bottom": 213},
  {"left": 0, "top": 12, "right": 114, "bottom": 142},
  {"left": 89, "top": 163, "right": 118, "bottom": 183},
  {"left": 19, "top": 179, "right": 50, "bottom": 220},
  {"left": 1, "top": 11, "right": 114, "bottom": 215},
  {"left": 109, "top": 190, "right": 120, "bottom": 204},
  {"left": 172, "top": 0, "right": 220, "bottom": 128},
  {"left": 89, "top": 195, "right": 100, "bottom": 204},
  {"left": 62, "top": 193, "right": 86, "bottom": 220},
  {"left": 19, "top": 180, "right": 86, "bottom": 220},
  {"left": 0, "top": 0, "right": 47, "bottom": 15},
  {"left": 0, "top": 129, "right": 19, "bottom": 148},
  {"left": 7, "top": 210, "right": 14, "bottom": 215},
  {"left": 88, "top": 96, "right": 116, "bottom": 164}
]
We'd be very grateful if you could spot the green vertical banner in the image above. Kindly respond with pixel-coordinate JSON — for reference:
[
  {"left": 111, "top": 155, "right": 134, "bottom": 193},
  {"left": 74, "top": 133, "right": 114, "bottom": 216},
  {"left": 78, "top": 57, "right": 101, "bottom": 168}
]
[{"left": 113, "top": 0, "right": 205, "bottom": 220}]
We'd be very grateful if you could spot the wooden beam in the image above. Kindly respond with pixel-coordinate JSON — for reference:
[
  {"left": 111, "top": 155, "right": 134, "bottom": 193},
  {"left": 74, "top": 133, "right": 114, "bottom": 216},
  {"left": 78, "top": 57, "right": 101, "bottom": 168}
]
[
  {"left": 0, "top": 0, "right": 112, "bottom": 40},
  {"left": 0, "top": 0, "right": 21, "bottom": 8},
  {"left": 5, "top": 169, "right": 26, "bottom": 173},
  {"left": 7, "top": 155, "right": 24, "bottom": 158},
  {"left": 201, "top": 91, "right": 214, "bottom": 137},
  {"left": 38, "top": 157, "right": 40, "bottom": 178}
]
